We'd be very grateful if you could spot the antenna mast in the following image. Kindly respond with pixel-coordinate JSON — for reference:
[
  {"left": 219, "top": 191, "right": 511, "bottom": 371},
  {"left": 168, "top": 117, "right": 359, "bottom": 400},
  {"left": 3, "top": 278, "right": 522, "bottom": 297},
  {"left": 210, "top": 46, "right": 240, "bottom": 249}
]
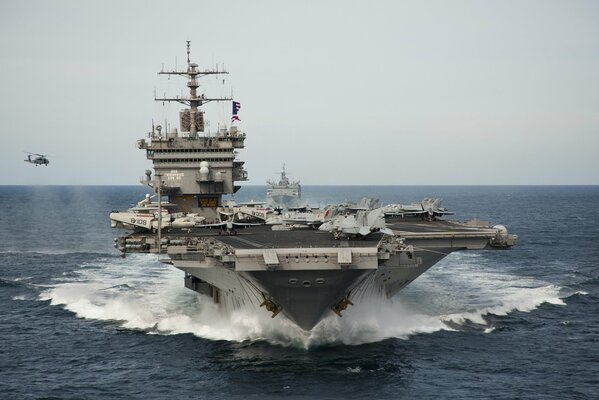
[{"left": 155, "top": 41, "right": 232, "bottom": 138}]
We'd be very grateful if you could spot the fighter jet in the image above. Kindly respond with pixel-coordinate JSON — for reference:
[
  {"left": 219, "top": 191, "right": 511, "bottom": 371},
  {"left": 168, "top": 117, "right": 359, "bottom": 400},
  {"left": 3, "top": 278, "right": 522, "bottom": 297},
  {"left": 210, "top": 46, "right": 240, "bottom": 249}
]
[
  {"left": 264, "top": 208, "right": 326, "bottom": 228},
  {"left": 383, "top": 198, "right": 453, "bottom": 220},
  {"left": 347, "top": 198, "right": 381, "bottom": 211},
  {"left": 319, "top": 208, "right": 394, "bottom": 239},
  {"left": 191, "top": 206, "right": 266, "bottom": 236},
  {"left": 109, "top": 209, "right": 203, "bottom": 232},
  {"left": 109, "top": 194, "right": 204, "bottom": 231}
]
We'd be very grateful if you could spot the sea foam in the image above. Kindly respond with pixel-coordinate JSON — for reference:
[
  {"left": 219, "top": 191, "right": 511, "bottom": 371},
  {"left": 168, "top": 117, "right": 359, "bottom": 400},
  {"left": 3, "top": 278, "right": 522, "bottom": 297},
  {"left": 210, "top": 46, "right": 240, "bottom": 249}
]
[{"left": 39, "top": 252, "right": 566, "bottom": 348}]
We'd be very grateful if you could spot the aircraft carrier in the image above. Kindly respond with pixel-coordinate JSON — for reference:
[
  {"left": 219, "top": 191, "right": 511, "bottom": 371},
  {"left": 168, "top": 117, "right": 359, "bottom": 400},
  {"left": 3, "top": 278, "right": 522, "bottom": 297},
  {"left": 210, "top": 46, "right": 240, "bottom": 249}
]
[{"left": 111, "top": 42, "right": 517, "bottom": 331}]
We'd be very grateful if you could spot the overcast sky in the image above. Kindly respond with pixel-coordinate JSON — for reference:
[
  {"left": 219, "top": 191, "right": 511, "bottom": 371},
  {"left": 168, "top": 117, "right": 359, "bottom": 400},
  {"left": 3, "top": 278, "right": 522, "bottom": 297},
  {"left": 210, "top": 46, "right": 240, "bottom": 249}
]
[{"left": 1, "top": 0, "right": 598, "bottom": 185}]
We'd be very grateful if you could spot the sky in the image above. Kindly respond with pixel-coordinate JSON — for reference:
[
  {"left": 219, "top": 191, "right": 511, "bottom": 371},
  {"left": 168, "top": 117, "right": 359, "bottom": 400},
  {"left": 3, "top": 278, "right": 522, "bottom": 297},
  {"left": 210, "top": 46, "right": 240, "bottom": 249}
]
[{"left": 1, "top": 0, "right": 598, "bottom": 185}]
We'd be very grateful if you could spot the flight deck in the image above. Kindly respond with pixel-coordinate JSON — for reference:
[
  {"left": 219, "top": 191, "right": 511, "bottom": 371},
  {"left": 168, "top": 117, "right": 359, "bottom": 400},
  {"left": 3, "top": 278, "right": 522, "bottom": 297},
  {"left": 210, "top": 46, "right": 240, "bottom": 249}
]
[{"left": 119, "top": 217, "right": 502, "bottom": 253}]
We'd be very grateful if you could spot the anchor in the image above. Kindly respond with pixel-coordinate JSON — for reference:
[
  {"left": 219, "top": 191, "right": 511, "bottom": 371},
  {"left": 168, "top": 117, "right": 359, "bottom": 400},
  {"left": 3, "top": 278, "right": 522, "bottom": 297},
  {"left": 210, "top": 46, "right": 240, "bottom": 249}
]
[
  {"left": 260, "top": 293, "right": 281, "bottom": 318},
  {"left": 332, "top": 291, "right": 354, "bottom": 317}
]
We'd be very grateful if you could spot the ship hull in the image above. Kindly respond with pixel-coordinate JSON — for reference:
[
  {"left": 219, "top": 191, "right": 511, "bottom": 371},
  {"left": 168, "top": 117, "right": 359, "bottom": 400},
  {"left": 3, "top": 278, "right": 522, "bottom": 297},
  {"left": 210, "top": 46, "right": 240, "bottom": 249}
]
[
  {"left": 267, "top": 193, "right": 301, "bottom": 209},
  {"left": 172, "top": 246, "right": 456, "bottom": 330}
]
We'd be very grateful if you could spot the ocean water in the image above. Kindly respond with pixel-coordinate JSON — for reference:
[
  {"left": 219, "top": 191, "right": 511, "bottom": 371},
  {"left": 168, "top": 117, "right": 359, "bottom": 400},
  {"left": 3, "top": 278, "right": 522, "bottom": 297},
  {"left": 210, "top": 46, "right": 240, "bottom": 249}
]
[{"left": 1, "top": 185, "right": 598, "bottom": 399}]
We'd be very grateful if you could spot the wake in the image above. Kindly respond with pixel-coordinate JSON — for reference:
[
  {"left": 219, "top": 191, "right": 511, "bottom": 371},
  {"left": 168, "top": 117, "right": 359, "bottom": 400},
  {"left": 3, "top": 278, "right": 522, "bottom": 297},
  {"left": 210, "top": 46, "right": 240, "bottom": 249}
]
[{"left": 38, "top": 252, "right": 567, "bottom": 348}]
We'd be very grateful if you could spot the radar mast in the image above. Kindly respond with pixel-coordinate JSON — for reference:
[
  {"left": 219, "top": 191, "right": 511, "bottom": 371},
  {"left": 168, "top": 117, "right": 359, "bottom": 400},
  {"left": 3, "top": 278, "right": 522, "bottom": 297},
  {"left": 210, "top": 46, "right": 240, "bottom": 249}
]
[
  {"left": 154, "top": 41, "right": 232, "bottom": 138},
  {"left": 137, "top": 42, "right": 247, "bottom": 219}
]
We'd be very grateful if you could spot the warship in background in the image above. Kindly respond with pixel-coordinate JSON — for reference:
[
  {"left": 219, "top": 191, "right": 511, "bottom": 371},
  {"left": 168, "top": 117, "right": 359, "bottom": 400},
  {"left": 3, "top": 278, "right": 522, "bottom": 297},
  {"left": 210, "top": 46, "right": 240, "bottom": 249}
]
[
  {"left": 110, "top": 43, "right": 517, "bottom": 331},
  {"left": 266, "top": 165, "right": 301, "bottom": 209}
]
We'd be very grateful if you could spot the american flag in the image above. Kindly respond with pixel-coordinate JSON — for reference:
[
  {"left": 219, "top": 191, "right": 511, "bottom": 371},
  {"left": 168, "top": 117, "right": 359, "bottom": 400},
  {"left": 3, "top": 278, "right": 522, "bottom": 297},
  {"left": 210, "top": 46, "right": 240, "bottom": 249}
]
[{"left": 231, "top": 101, "right": 241, "bottom": 122}]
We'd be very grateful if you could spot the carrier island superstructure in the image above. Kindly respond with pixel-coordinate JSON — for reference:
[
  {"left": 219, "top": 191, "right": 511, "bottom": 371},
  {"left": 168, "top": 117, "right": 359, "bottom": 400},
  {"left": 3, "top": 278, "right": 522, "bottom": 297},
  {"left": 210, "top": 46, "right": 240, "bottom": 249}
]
[{"left": 111, "top": 43, "right": 517, "bottom": 331}]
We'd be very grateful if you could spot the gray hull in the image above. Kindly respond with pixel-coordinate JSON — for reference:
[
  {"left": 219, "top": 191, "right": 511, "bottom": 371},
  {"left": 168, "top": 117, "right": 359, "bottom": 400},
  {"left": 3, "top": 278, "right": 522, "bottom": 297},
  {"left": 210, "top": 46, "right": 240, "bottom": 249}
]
[
  {"left": 267, "top": 194, "right": 302, "bottom": 209},
  {"left": 172, "top": 246, "right": 455, "bottom": 330}
]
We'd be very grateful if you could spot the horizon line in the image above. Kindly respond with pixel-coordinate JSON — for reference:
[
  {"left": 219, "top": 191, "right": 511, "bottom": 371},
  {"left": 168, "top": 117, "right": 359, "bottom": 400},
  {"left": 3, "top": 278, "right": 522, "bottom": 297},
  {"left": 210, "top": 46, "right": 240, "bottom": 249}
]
[{"left": 1, "top": 184, "right": 598, "bottom": 187}]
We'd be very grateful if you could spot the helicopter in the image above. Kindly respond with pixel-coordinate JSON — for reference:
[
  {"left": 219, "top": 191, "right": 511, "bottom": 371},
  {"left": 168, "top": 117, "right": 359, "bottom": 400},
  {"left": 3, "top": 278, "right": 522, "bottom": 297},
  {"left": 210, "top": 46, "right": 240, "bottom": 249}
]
[{"left": 24, "top": 152, "right": 50, "bottom": 166}]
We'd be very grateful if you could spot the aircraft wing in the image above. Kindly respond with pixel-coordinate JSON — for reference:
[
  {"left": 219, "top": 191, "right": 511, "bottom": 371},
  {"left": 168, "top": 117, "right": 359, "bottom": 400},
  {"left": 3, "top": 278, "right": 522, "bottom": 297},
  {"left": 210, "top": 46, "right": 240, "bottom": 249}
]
[
  {"left": 379, "top": 228, "right": 395, "bottom": 236},
  {"left": 197, "top": 221, "right": 227, "bottom": 228},
  {"left": 434, "top": 210, "right": 454, "bottom": 215},
  {"left": 348, "top": 206, "right": 370, "bottom": 211},
  {"left": 232, "top": 221, "right": 264, "bottom": 227},
  {"left": 318, "top": 222, "right": 333, "bottom": 232},
  {"left": 385, "top": 210, "right": 428, "bottom": 216},
  {"left": 358, "top": 226, "right": 371, "bottom": 236},
  {"left": 282, "top": 218, "right": 309, "bottom": 225},
  {"left": 109, "top": 212, "right": 154, "bottom": 231}
]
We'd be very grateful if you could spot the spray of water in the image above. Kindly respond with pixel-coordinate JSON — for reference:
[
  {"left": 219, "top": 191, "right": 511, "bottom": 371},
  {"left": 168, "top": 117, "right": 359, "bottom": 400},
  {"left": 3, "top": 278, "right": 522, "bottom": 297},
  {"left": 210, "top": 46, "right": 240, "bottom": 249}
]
[{"left": 38, "top": 252, "right": 567, "bottom": 348}]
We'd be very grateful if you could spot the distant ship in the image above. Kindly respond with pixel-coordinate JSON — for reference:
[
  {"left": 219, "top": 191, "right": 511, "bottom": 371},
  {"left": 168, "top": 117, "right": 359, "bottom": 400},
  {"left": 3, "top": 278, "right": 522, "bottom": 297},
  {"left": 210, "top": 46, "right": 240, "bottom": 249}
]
[
  {"left": 266, "top": 165, "right": 301, "bottom": 209},
  {"left": 110, "top": 43, "right": 517, "bottom": 331}
]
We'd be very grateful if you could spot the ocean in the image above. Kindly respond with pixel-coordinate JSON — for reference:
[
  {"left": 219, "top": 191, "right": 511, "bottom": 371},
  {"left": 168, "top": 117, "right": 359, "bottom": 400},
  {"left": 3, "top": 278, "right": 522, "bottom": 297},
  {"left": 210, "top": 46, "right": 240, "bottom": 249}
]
[{"left": 1, "top": 185, "right": 598, "bottom": 399}]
